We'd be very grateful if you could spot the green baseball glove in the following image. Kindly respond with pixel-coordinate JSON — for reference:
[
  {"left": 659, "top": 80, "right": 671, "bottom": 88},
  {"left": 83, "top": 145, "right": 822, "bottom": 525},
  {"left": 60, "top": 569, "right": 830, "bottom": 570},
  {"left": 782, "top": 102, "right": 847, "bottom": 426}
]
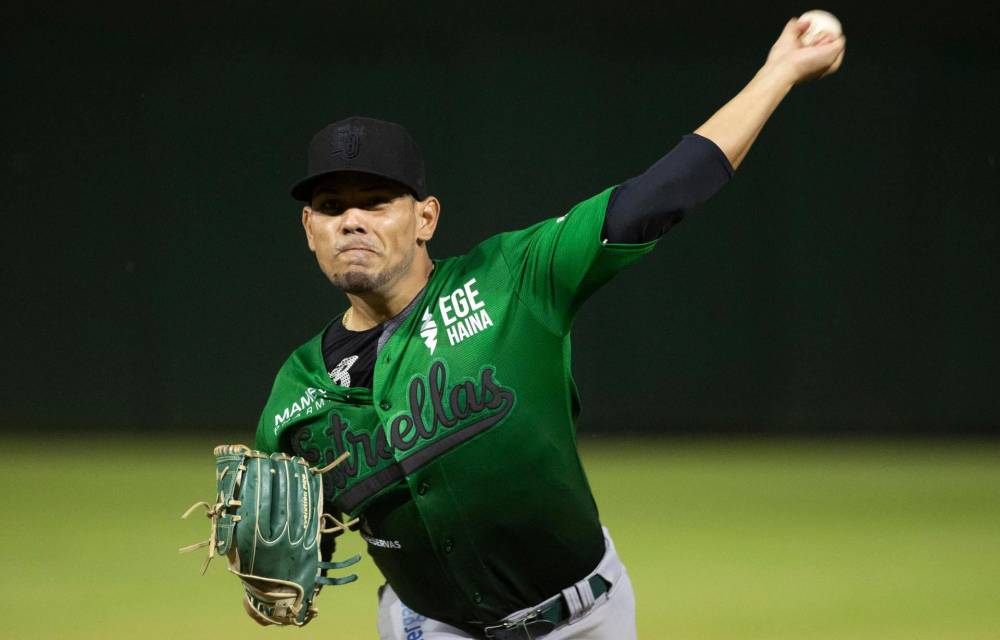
[{"left": 180, "top": 444, "right": 360, "bottom": 626}]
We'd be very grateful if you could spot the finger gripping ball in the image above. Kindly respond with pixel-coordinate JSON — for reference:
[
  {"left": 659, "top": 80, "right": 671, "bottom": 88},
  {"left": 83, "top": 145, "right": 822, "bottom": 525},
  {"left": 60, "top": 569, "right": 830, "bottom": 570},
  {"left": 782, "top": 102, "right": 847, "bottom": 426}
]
[{"left": 799, "top": 10, "right": 842, "bottom": 45}]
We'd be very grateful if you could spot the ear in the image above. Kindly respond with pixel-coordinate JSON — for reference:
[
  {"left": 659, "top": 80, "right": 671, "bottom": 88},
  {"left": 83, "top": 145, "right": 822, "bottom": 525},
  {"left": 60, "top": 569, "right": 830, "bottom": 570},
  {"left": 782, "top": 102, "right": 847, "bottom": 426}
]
[
  {"left": 414, "top": 196, "right": 441, "bottom": 245},
  {"left": 302, "top": 207, "right": 317, "bottom": 252}
]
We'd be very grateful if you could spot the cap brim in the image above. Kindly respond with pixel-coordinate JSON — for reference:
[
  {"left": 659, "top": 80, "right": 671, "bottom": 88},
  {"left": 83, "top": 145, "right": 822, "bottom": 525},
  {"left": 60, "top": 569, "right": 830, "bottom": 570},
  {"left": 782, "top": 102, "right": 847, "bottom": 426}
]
[{"left": 290, "top": 168, "right": 423, "bottom": 202}]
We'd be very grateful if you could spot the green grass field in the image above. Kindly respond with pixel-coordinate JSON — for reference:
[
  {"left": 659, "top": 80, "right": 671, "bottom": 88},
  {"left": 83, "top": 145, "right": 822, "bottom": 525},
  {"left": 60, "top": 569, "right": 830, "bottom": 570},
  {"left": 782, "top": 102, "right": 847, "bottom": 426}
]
[{"left": 3, "top": 437, "right": 998, "bottom": 639}]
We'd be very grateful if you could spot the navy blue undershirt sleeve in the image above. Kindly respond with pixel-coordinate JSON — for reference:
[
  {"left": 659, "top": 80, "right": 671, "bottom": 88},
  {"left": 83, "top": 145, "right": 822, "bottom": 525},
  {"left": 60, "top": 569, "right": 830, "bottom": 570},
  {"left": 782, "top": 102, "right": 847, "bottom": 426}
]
[{"left": 602, "top": 133, "right": 735, "bottom": 244}]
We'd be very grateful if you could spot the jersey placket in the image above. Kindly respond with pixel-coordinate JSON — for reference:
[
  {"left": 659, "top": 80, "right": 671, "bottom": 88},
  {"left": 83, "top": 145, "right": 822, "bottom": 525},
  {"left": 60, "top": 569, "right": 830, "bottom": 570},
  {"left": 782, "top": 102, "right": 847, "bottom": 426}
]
[
  {"left": 371, "top": 303, "right": 495, "bottom": 619},
  {"left": 405, "top": 460, "right": 491, "bottom": 614}
]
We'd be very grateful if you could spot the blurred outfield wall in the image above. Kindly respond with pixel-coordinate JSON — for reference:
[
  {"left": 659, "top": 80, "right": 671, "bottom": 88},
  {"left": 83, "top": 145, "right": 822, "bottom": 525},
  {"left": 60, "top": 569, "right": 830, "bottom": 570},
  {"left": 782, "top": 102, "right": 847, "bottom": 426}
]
[{"left": 2, "top": 2, "right": 998, "bottom": 435}]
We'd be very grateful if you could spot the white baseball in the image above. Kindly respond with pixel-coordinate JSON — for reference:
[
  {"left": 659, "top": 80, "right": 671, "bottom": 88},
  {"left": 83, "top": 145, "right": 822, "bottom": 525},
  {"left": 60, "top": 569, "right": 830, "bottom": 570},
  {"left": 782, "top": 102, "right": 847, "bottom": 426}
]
[{"left": 799, "top": 10, "right": 842, "bottom": 45}]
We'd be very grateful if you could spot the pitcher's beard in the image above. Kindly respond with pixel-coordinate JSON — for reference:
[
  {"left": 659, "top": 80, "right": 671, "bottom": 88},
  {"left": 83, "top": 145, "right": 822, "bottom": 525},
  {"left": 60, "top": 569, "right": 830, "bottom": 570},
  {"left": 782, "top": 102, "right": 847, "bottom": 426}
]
[
  {"left": 327, "top": 253, "right": 412, "bottom": 294},
  {"left": 330, "top": 270, "right": 392, "bottom": 293}
]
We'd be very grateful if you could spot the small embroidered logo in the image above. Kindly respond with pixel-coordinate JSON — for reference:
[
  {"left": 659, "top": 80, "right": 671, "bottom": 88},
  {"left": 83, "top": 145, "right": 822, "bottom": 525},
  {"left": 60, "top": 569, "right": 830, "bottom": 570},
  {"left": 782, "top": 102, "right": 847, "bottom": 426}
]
[
  {"left": 419, "top": 307, "right": 438, "bottom": 354},
  {"left": 329, "top": 355, "right": 359, "bottom": 387},
  {"left": 333, "top": 126, "right": 360, "bottom": 159}
]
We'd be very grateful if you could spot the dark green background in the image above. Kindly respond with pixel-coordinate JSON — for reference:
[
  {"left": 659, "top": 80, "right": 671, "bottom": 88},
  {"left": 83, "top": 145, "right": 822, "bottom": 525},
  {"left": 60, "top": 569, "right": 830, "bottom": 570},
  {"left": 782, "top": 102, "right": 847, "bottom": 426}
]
[{"left": 3, "top": 1, "right": 997, "bottom": 435}]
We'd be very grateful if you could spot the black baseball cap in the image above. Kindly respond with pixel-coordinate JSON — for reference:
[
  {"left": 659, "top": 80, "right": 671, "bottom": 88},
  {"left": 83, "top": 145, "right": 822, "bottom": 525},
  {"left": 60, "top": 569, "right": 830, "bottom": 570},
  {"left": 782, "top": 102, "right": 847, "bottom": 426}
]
[{"left": 290, "top": 116, "right": 427, "bottom": 202}]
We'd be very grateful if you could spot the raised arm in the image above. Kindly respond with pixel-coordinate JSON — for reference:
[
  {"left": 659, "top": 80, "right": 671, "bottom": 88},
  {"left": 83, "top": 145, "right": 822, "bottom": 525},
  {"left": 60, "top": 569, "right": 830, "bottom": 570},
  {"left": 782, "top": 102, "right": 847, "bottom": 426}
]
[
  {"left": 695, "top": 17, "right": 846, "bottom": 170},
  {"left": 603, "top": 17, "right": 846, "bottom": 244}
]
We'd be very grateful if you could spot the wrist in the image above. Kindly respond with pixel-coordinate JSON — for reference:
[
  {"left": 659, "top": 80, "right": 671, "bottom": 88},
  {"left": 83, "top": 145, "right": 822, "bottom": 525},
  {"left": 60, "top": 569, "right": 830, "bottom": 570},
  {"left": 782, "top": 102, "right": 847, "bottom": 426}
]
[{"left": 756, "top": 60, "right": 797, "bottom": 92}]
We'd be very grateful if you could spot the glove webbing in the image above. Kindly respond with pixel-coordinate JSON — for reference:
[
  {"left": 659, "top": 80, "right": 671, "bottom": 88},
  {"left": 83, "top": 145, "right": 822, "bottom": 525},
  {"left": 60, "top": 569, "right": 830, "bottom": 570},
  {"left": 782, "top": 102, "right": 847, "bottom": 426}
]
[{"left": 179, "top": 460, "right": 246, "bottom": 574}]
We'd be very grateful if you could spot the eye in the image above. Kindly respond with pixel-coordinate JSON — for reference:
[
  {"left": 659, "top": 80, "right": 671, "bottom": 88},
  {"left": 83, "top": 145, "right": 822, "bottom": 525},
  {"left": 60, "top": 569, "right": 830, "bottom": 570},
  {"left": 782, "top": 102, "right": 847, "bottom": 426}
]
[{"left": 314, "top": 201, "right": 341, "bottom": 214}]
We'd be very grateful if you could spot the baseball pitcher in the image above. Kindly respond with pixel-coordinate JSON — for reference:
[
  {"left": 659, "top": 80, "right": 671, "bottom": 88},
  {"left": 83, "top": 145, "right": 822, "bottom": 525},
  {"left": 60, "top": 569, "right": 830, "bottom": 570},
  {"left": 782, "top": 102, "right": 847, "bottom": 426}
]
[{"left": 189, "top": 17, "right": 844, "bottom": 639}]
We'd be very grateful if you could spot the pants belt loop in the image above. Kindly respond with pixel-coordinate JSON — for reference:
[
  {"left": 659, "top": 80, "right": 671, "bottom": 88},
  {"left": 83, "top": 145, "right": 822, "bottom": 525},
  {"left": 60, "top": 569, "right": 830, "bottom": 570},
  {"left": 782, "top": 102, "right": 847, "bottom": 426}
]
[
  {"left": 560, "top": 585, "right": 583, "bottom": 620},
  {"left": 560, "top": 574, "right": 599, "bottom": 622},
  {"left": 575, "top": 576, "right": 596, "bottom": 611}
]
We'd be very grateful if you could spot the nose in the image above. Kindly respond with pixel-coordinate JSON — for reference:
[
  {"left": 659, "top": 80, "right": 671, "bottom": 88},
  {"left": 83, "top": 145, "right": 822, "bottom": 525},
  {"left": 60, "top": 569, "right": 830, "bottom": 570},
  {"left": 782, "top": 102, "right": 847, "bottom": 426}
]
[{"left": 339, "top": 207, "right": 368, "bottom": 234}]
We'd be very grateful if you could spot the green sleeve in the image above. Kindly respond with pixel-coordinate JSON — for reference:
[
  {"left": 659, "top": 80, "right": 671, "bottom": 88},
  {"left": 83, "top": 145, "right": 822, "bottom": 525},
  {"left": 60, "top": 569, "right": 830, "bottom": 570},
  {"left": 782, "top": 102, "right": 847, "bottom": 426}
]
[{"left": 497, "top": 186, "right": 658, "bottom": 335}]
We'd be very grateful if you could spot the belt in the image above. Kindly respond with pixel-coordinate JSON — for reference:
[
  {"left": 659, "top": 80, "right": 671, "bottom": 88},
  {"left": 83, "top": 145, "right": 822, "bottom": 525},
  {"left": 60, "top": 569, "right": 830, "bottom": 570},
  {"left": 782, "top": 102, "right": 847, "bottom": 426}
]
[{"left": 482, "top": 574, "right": 611, "bottom": 640}]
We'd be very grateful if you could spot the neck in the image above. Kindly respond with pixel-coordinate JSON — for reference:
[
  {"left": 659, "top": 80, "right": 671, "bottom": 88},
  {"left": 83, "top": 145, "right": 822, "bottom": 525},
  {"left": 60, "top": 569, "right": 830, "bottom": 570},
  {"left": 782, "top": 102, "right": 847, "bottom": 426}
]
[{"left": 343, "top": 253, "right": 434, "bottom": 330}]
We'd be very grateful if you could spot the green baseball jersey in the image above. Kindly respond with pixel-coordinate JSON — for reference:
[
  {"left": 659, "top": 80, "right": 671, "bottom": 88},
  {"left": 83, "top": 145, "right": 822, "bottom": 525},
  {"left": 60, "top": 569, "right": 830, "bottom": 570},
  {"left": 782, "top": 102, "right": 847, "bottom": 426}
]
[{"left": 255, "top": 186, "right": 656, "bottom": 631}]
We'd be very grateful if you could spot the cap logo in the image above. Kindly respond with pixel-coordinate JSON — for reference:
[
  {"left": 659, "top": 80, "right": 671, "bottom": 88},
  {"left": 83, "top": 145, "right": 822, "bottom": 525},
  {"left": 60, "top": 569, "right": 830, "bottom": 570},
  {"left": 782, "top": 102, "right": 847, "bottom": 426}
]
[{"left": 332, "top": 126, "right": 361, "bottom": 159}]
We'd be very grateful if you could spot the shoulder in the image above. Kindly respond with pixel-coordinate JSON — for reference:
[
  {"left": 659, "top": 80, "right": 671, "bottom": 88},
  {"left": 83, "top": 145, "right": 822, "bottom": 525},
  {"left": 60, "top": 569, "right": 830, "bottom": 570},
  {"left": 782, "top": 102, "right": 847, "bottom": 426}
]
[{"left": 497, "top": 186, "right": 617, "bottom": 252}]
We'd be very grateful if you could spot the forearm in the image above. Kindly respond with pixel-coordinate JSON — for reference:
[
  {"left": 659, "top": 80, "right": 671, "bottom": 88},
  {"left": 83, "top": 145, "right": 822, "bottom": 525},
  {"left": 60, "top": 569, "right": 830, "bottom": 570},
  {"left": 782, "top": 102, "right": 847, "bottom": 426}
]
[
  {"left": 694, "top": 64, "right": 795, "bottom": 170},
  {"left": 601, "top": 66, "right": 791, "bottom": 244},
  {"left": 602, "top": 19, "right": 845, "bottom": 244}
]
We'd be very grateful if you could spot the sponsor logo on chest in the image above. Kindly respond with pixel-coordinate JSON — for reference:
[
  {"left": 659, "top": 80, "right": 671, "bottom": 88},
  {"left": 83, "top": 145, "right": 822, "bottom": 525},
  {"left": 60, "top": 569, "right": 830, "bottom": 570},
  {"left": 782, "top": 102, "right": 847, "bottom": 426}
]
[
  {"left": 422, "top": 277, "right": 494, "bottom": 353},
  {"left": 273, "top": 387, "right": 327, "bottom": 433}
]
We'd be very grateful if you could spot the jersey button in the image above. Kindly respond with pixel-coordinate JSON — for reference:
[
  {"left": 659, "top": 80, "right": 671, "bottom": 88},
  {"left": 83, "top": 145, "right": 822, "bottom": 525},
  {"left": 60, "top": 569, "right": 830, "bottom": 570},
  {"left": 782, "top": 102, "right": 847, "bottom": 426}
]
[
  {"left": 443, "top": 538, "right": 454, "bottom": 553},
  {"left": 379, "top": 400, "right": 392, "bottom": 410},
  {"left": 417, "top": 481, "right": 430, "bottom": 495},
  {"left": 472, "top": 592, "right": 483, "bottom": 604}
]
